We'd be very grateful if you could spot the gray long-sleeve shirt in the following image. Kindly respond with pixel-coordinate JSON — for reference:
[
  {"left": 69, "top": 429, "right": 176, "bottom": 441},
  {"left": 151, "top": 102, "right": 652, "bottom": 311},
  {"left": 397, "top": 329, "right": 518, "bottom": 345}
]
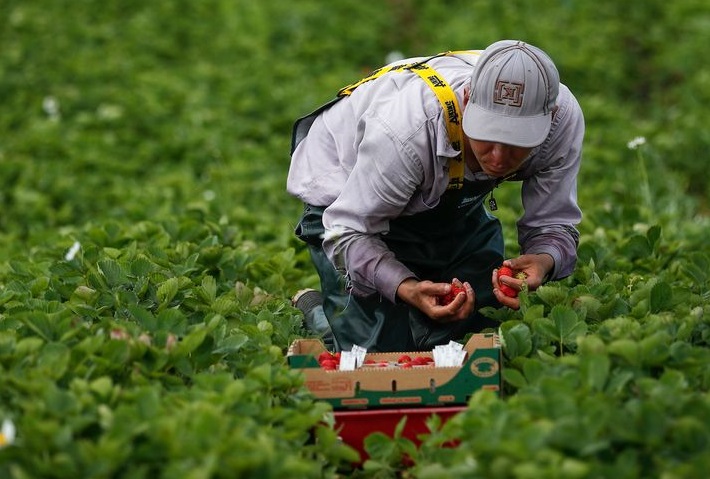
[{"left": 287, "top": 51, "right": 585, "bottom": 302}]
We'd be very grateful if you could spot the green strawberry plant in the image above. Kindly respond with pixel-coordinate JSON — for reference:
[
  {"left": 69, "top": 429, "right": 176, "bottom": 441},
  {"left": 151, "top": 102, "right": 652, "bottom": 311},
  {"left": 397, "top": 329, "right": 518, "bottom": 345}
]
[{"left": 1, "top": 0, "right": 710, "bottom": 477}]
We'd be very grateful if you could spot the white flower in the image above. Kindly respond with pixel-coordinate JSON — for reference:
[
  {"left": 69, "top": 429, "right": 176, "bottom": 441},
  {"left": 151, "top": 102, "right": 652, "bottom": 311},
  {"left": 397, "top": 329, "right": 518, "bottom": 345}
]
[
  {"left": 42, "top": 96, "right": 61, "bottom": 120},
  {"left": 65, "top": 241, "right": 81, "bottom": 261},
  {"left": 0, "top": 419, "right": 16, "bottom": 448},
  {"left": 203, "top": 190, "right": 216, "bottom": 201},
  {"left": 627, "top": 136, "right": 646, "bottom": 150}
]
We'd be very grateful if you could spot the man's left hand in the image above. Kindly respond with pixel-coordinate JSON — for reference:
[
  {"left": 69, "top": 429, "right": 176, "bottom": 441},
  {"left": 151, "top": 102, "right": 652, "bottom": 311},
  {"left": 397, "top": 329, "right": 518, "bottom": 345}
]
[{"left": 492, "top": 253, "right": 554, "bottom": 309}]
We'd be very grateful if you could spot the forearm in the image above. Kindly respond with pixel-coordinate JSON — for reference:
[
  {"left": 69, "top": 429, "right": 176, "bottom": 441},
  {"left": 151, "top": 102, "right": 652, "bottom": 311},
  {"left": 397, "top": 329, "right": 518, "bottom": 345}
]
[{"left": 323, "top": 230, "right": 416, "bottom": 302}]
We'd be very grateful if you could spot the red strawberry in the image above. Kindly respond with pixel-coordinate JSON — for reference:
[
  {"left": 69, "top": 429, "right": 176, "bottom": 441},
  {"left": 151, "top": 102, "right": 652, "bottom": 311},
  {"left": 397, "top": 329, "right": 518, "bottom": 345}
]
[
  {"left": 499, "top": 283, "right": 518, "bottom": 298},
  {"left": 438, "top": 281, "right": 467, "bottom": 305},
  {"left": 320, "top": 359, "right": 338, "bottom": 370},
  {"left": 497, "top": 265, "right": 527, "bottom": 298},
  {"left": 498, "top": 266, "right": 515, "bottom": 279},
  {"left": 318, "top": 351, "right": 335, "bottom": 364},
  {"left": 397, "top": 354, "right": 412, "bottom": 364},
  {"left": 412, "top": 356, "right": 432, "bottom": 366}
]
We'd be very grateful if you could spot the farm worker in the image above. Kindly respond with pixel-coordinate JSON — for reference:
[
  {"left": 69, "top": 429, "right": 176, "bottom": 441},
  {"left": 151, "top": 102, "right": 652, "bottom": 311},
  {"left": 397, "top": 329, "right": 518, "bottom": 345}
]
[{"left": 287, "top": 40, "right": 585, "bottom": 352}]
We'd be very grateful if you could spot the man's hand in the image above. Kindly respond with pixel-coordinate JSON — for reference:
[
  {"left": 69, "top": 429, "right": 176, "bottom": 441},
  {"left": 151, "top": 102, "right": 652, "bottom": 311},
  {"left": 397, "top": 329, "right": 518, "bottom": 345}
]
[
  {"left": 492, "top": 254, "right": 554, "bottom": 309},
  {"left": 396, "top": 277, "right": 475, "bottom": 322}
]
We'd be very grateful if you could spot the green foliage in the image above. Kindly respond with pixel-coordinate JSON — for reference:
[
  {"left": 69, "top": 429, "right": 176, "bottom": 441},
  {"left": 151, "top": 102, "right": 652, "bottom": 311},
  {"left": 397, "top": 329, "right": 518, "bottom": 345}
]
[
  {"left": 0, "top": 219, "right": 358, "bottom": 476},
  {"left": 0, "top": 0, "right": 709, "bottom": 477}
]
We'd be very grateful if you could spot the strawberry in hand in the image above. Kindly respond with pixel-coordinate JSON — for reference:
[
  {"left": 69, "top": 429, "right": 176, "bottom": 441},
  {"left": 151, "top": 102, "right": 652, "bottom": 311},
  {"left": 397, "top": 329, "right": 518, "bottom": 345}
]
[
  {"left": 438, "top": 279, "right": 467, "bottom": 305},
  {"left": 497, "top": 265, "right": 527, "bottom": 298}
]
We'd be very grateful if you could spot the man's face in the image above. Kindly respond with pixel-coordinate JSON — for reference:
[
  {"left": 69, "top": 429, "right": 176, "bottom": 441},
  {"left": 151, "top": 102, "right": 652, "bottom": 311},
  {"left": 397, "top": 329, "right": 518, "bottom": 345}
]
[{"left": 469, "top": 139, "right": 532, "bottom": 177}]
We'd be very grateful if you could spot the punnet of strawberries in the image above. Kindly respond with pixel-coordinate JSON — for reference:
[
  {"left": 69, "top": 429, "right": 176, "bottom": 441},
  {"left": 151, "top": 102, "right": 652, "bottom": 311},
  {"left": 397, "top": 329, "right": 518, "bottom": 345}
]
[{"left": 316, "top": 351, "right": 434, "bottom": 370}]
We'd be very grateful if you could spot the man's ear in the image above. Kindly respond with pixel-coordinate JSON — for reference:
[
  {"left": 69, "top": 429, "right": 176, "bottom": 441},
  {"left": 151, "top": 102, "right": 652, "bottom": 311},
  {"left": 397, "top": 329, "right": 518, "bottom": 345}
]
[{"left": 463, "top": 85, "right": 470, "bottom": 106}]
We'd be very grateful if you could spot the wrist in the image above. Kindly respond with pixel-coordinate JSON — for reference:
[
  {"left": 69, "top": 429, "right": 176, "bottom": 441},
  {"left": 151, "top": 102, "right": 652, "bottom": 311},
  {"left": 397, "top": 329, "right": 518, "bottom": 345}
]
[
  {"left": 396, "top": 277, "right": 418, "bottom": 304},
  {"left": 537, "top": 253, "right": 555, "bottom": 281}
]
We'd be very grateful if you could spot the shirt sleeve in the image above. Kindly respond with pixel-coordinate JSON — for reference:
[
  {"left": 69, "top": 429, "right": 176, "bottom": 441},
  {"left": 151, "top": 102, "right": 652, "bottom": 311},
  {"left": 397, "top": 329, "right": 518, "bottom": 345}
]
[
  {"left": 517, "top": 86, "right": 585, "bottom": 280},
  {"left": 321, "top": 109, "right": 431, "bottom": 302}
]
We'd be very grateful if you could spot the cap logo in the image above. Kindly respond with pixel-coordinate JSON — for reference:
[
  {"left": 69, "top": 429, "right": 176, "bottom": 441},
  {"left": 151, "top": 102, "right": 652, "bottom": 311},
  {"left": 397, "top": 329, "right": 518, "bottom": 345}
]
[{"left": 493, "top": 80, "right": 524, "bottom": 107}]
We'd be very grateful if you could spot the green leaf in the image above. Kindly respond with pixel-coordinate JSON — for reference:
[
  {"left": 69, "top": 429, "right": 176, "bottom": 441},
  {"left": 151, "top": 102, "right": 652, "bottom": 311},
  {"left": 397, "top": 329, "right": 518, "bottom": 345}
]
[
  {"left": 532, "top": 317, "right": 558, "bottom": 342},
  {"left": 522, "top": 358, "right": 546, "bottom": 385},
  {"left": 29, "top": 276, "right": 50, "bottom": 296},
  {"left": 620, "top": 234, "right": 652, "bottom": 260},
  {"left": 128, "top": 305, "right": 158, "bottom": 331},
  {"left": 646, "top": 224, "right": 662, "bottom": 250},
  {"left": 0, "top": 332, "right": 16, "bottom": 355},
  {"left": 639, "top": 331, "right": 671, "bottom": 366},
  {"left": 649, "top": 281, "right": 672, "bottom": 313},
  {"left": 130, "top": 256, "right": 157, "bottom": 276},
  {"left": 535, "top": 284, "right": 568, "bottom": 307},
  {"left": 212, "top": 333, "right": 249, "bottom": 355},
  {"left": 98, "top": 259, "right": 129, "bottom": 287},
  {"left": 503, "top": 368, "right": 527, "bottom": 389},
  {"left": 102, "top": 339, "right": 131, "bottom": 366},
  {"left": 579, "top": 353, "right": 610, "bottom": 392},
  {"left": 156, "top": 308, "right": 188, "bottom": 335},
  {"left": 576, "top": 335, "right": 606, "bottom": 356},
  {"left": 135, "top": 386, "right": 161, "bottom": 420},
  {"left": 682, "top": 252, "right": 709, "bottom": 285},
  {"left": 606, "top": 370, "right": 635, "bottom": 396},
  {"left": 607, "top": 339, "right": 640, "bottom": 366},
  {"left": 0, "top": 290, "right": 16, "bottom": 307},
  {"left": 19, "top": 313, "right": 54, "bottom": 341},
  {"left": 173, "top": 327, "right": 208, "bottom": 356},
  {"left": 521, "top": 304, "right": 545, "bottom": 325},
  {"left": 156, "top": 277, "right": 179, "bottom": 307},
  {"left": 393, "top": 415, "right": 407, "bottom": 438},
  {"left": 37, "top": 342, "right": 71, "bottom": 379},
  {"left": 90, "top": 376, "right": 114, "bottom": 399},
  {"left": 501, "top": 322, "right": 532, "bottom": 359},
  {"left": 670, "top": 416, "right": 708, "bottom": 453},
  {"left": 212, "top": 296, "right": 240, "bottom": 316},
  {"left": 551, "top": 305, "right": 588, "bottom": 349},
  {"left": 197, "top": 275, "right": 217, "bottom": 304},
  {"left": 572, "top": 294, "right": 603, "bottom": 322}
]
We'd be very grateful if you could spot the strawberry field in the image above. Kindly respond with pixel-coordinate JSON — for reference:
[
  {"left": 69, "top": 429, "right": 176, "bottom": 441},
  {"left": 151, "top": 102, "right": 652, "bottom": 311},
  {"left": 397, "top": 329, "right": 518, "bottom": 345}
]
[{"left": 1, "top": 0, "right": 709, "bottom": 477}]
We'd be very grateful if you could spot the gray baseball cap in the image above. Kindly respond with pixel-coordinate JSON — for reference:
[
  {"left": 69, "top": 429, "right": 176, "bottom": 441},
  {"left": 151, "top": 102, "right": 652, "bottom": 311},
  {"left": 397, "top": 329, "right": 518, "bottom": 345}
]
[{"left": 462, "top": 40, "right": 560, "bottom": 148}]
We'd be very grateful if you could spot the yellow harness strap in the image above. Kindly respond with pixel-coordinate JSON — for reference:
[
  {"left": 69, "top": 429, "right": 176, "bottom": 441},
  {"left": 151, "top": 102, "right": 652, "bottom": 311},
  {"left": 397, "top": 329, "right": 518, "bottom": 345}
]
[{"left": 337, "top": 52, "right": 476, "bottom": 189}]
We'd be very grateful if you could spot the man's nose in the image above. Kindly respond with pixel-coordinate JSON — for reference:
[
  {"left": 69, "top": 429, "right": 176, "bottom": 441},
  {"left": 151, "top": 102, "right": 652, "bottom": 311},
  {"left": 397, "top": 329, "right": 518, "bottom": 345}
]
[{"left": 490, "top": 143, "right": 512, "bottom": 163}]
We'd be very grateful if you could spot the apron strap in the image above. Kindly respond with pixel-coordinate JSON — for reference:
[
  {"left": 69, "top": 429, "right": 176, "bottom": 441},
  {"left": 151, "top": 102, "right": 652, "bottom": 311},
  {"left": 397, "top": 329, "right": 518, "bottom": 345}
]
[{"left": 291, "top": 51, "right": 480, "bottom": 189}]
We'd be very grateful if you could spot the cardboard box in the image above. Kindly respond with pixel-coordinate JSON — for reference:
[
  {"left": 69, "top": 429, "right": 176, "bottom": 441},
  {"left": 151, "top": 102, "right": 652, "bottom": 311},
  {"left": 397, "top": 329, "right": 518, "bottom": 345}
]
[{"left": 287, "top": 333, "right": 501, "bottom": 410}]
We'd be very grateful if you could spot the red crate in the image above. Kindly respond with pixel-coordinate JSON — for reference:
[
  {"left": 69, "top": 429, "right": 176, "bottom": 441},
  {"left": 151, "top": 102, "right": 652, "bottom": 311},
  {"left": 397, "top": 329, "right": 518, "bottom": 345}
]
[{"left": 334, "top": 405, "right": 466, "bottom": 463}]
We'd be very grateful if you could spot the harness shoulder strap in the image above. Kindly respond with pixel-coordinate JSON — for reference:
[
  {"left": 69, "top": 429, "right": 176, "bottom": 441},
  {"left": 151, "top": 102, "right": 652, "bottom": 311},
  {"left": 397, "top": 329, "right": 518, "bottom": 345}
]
[
  {"left": 406, "top": 62, "right": 464, "bottom": 190},
  {"left": 292, "top": 52, "right": 477, "bottom": 189}
]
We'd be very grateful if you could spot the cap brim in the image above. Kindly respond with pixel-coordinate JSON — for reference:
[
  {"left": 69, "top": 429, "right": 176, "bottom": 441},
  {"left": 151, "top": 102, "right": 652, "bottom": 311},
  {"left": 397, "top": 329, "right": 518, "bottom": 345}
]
[{"left": 463, "top": 103, "right": 552, "bottom": 148}]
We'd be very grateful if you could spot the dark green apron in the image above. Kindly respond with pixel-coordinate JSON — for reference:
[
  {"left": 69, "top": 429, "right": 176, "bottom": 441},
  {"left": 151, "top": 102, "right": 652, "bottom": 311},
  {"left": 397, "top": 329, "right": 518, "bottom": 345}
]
[{"left": 294, "top": 179, "right": 503, "bottom": 352}]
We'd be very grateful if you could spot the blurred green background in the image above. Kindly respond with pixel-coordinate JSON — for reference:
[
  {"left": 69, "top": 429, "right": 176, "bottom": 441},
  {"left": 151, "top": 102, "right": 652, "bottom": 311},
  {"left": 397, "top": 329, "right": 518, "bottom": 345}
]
[{"left": 1, "top": 0, "right": 709, "bottom": 259}]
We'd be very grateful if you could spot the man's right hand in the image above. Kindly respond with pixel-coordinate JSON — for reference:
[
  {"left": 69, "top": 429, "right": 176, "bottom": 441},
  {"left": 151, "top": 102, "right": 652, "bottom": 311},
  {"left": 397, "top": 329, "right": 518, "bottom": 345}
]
[{"left": 396, "top": 277, "right": 475, "bottom": 323}]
